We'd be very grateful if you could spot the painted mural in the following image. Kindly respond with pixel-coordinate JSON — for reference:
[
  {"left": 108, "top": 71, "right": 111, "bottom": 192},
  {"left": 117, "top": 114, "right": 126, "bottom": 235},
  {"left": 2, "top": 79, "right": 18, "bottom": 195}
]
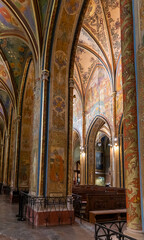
[
  {"left": 116, "top": 58, "right": 123, "bottom": 128},
  {"left": 0, "top": 2, "right": 21, "bottom": 30},
  {"left": 85, "top": 67, "right": 112, "bottom": 131},
  {"left": 0, "top": 38, "right": 29, "bottom": 90},
  {"left": 0, "top": 55, "right": 14, "bottom": 95},
  {"left": 13, "top": 0, "right": 36, "bottom": 35},
  {"left": 50, "top": 147, "right": 64, "bottom": 183},
  {"left": 73, "top": 88, "right": 83, "bottom": 139},
  {"left": 0, "top": 89, "right": 10, "bottom": 117},
  {"left": 19, "top": 61, "right": 34, "bottom": 189}
]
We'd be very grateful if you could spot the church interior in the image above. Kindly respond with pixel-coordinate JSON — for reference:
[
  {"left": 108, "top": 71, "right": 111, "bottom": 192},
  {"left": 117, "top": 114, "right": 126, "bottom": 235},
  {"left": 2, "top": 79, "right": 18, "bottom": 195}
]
[{"left": 0, "top": 0, "right": 144, "bottom": 239}]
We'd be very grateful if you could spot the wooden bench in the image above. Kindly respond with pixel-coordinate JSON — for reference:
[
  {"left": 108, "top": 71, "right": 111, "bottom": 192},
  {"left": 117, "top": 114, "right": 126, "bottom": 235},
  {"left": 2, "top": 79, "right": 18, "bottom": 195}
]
[{"left": 89, "top": 209, "right": 127, "bottom": 223}]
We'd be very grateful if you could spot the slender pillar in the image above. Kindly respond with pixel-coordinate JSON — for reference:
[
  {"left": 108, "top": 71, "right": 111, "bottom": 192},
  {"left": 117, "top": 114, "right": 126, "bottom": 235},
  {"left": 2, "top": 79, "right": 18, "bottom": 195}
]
[
  {"left": 121, "top": 1, "right": 144, "bottom": 238},
  {"left": 67, "top": 78, "right": 74, "bottom": 195},
  {"left": 39, "top": 70, "right": 49, "bottom": 196},
  {"left": 38, "top": 70, "right": 49, "bottom": 196}
]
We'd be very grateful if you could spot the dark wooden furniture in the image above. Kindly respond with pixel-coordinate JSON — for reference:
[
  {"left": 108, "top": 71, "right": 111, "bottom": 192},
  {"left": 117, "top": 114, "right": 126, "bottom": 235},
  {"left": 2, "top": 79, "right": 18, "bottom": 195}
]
[{"left": 72, "top": 185, "right": 126, "bottom": 222}]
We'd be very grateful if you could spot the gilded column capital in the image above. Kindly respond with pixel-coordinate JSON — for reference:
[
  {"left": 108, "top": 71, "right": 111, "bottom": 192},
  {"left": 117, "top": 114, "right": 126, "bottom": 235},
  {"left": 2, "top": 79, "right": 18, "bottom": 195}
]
[
  {"left": 69, "top": 78, "right": 74, "bottom": 88},
  {"left": 41, "top": 70, "right": 50, "bottom": 82}
]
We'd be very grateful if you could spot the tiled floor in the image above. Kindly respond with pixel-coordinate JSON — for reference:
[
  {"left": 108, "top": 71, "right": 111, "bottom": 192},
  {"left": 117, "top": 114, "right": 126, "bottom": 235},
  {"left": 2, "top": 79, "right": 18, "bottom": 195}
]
[{"left": 0, "top": 195, "right": 95, "bottom": 240}]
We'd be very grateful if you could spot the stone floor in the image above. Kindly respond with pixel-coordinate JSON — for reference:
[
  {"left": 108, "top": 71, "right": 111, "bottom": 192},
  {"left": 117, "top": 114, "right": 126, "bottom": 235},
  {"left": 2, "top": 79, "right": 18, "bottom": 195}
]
[{"left": 0, "top": 195, "right": 95, "bottom": 240}]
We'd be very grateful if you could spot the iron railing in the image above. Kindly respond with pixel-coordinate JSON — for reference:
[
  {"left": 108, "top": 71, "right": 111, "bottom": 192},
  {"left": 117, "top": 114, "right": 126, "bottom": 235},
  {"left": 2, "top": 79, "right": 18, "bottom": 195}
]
[
  {"left": 95, "top": 221, "right": 136, "bottom": 240},
  {"left": 16, "top": 191, "right": 73, "bottom": 227}
]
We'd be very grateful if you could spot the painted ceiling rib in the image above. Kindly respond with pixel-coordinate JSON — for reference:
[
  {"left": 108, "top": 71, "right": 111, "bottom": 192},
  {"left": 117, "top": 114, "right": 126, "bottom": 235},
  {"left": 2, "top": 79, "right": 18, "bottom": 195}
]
[
  {"left": 77, "top": 43, "right": 109, "bottom": 72},
  {"left": 82, "top": 25, "right": 112, "bottom": 76},
  {"left": 100, "top": 0, "right": 115, "bottom": 81},
  {"left": 32, "top": 0, "right": 43, "bottom": 54},
  {"left": 77, "top": 44, "right": 112, "bottom": 83},
  {"left": 2, "top": 0, "right": 38, "bottom": 60},
  {"left": 0, "top": 30, "right": 29, "bottom": 45}
]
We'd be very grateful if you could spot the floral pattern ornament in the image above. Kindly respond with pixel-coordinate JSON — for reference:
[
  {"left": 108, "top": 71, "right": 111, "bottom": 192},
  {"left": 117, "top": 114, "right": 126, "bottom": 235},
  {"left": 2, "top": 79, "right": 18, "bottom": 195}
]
[
  {"left": 53, "top": 96, "right": 65, "bottom": 114},
  {"left": 55, "top": 50, "right": 67, "bottom": 70}
]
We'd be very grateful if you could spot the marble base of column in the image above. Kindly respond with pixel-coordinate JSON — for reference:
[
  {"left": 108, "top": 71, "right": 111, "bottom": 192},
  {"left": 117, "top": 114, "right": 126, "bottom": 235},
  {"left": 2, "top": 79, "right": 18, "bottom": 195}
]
[{"left": 124, "top": 227, "right": 144, "bottom": 240}]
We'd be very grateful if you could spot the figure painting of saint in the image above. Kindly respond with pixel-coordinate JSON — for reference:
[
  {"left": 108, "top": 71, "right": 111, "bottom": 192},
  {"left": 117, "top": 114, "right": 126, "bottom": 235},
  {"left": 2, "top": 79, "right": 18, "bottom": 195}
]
[{"left": 50, "top": 148, "right": 64, "bottom": 183}]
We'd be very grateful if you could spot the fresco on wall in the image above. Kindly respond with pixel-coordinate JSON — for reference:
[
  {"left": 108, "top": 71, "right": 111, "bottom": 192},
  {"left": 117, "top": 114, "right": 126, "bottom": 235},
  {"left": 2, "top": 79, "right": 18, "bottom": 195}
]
[
  {"left": 19, "top": 61, "right": 34, "bottom": 189},
  {"left": 30, "top": 78, "right": 40, "bottom": 194},
  {"left": 50, "top": 147, "right": 64, "bottom": 183},
  {"left": 73, "top": 88, "right": 83, "bottom": 139},
  {"left": 0, "top": 38, "right": 29, "bottom": 90},
  {"left": 85, "top": 67, "right": 112, "bottom": 131},
  {"left": 0, "top": 2, "right": 21, "bottom": 30},
  {"left": 0, "top": 55, "right": 14, "bottom": 94},
  {"left": 0, "top": 89, "right": 10, "bottom": 117},
  {"left": 116, "top": 58, "right": 123, "bottom": 127},
  {"left": 13, "top": 0, "right": 36, "bottom": 35}
]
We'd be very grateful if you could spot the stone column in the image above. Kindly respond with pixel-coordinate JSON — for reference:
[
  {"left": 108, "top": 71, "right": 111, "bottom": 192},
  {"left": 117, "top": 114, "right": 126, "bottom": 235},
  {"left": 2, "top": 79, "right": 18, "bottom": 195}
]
[
  {"left": 67, "top": 78, "right": 74, "bottom": 195},
  {"left": 39, "top": 70, "right": 49, "bottom": 196},
  {"left": 121, "top": 1, "right": 144, "bottom": 238}
]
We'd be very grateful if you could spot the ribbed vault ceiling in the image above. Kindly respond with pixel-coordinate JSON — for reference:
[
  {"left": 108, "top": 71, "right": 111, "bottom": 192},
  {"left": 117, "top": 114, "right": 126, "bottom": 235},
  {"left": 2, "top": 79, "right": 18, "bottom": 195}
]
[
  {"left": 74, "top": 0, "right": 121, "bottom": 101},
  {"left": 0, "top": 0, "right": 51, "bottom": 132}
]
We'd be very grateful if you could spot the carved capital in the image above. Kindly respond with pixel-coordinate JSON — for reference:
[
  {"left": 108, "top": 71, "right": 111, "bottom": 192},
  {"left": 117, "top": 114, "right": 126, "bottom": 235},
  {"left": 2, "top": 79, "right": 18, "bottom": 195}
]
[
  {"left": 69, "top": 78, "right": 74, "bottom": 88},
  {"left": 41, "top": 70, "right": 50, "bottom": 82}
]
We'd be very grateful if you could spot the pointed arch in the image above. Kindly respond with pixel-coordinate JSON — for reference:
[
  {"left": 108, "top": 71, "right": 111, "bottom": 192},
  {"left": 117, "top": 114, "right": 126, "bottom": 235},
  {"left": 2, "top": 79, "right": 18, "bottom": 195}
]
[{"left": 86, "top": 115, "right": 112, "bottom": 184}]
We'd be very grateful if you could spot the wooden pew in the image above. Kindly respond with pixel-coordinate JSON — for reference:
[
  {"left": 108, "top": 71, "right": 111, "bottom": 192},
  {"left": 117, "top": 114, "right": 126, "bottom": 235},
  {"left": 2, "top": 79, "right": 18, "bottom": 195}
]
[{"left": 72, "top": 185, "right": 126, "bottom": 222}]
